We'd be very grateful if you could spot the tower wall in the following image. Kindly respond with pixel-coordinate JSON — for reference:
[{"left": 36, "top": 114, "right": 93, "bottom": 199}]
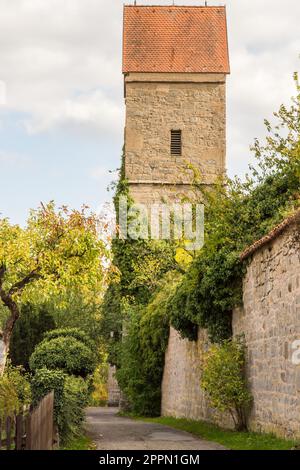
[{"left": 124, "top": 73, "right": 226, "bottom": 204}]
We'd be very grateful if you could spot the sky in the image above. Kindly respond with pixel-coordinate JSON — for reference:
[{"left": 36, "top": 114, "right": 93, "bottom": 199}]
[{"left": 0, "top": 0, "right": 299, "bottom": 225}]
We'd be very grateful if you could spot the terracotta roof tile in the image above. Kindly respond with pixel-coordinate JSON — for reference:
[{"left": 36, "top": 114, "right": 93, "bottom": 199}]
[
  {"left": 240, "top": 209, "right": 300, "bottom": 261},
  {"left": 123, "top": 5, "right": 230, "bottom": 74}
]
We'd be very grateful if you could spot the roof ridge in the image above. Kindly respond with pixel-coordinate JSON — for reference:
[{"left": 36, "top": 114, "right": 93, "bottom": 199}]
[
  {"left": 240, "top": 208, "right": 300, "bottom": 261},
  {"left": 124, "top": 5, "right": 226, "bottom": 8}
]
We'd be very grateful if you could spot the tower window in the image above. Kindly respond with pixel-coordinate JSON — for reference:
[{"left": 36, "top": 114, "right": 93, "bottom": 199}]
[{"left": 171, "top": 130, "right": 182, "bottom": 156}]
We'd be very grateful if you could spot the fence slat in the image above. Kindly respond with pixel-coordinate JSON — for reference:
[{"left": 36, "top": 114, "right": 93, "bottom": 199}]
[
  {"left": 6, "top": 416, "right": 12, "bottom": 450},
  {"left": 15, "top": 414, "right": 23, "bottom": 451},
  {"left": 25, "top": 413, "right": 32, "bottom": 451},
  {"left": 0, "top": 392, "right": 54, "bottom": 451},
  {"left": 26, "top": 392, "right": 54, "bottom": 450}
]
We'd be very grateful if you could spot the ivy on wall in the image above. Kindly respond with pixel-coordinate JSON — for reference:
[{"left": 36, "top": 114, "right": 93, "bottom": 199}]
[{"left": 169, "top": 75, "right": 300, "bottom": 342}]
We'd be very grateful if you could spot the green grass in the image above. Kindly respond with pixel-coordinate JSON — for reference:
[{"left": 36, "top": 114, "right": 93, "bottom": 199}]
[
  {"left": 61, "top": 433, "right": 96, "bottom": 451},
  {"left": 133, "top": 416, "right": 298, "bottom": 451}
]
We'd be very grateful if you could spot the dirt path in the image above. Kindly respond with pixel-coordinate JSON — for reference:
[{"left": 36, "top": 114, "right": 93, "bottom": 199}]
[{"left": 85, "top": 407, "right": 226, "bottom": 451}]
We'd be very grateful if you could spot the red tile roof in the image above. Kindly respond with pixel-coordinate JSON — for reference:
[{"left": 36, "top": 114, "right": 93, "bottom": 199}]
[
  {"left": 123, "top": 5, "right": 230, "bottom": 74},
  {"left": 240, "top": 209, "right": 300, "bottom": 261}
]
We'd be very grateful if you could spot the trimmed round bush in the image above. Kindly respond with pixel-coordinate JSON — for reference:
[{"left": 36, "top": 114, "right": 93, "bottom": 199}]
[
  {"left": 43, "top": 328, "right": 95, "bottom": 350},
  {"left": 31, "top": 368, "right": 66, "bottom": 428},
  {"left": 62, "top": 375, "right": 89, "bottom": 441},
  {"left": 31, "top": 369, "right": 89, "bottom": 444},
  {"left": 29, "top": 336, "right": 96, "bottom": 378}
]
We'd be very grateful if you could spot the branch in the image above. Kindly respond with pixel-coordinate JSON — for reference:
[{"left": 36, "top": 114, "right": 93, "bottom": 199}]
[
  {"left": 8, "top": 268, "right": 42, "bottom": 296},
  {"left": 0, "top": 265, "right": 41, "bottom": 346},
  {"left": 0, "top": 263, "right": 6, "bottom": 282}
]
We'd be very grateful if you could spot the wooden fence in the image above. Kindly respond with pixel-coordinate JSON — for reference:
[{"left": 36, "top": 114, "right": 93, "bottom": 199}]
[{"left": 0, "top": 391, "right": 54, "bottom": 451}]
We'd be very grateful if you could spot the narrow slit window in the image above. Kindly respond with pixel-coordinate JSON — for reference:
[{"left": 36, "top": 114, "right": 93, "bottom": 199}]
[{"left": 171, "top": 130, "right": 182, "bottom": 156}]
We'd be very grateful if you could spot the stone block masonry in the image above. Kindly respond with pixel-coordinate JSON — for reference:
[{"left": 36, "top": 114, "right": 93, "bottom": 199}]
[
  {"left": 162, "top": 327, "right": 233, "bottom": 429},
  {"left": 232, "top": 221, "right": 300, "bottom": 438},
  {"left": 124, "top": 73, "right": 226, "bottom": 204},
  {"left": 162, "top": 217, "right": 300, "bottom": 439},
  {"left": 108, "top": 365, "right": 121, "bottom": 407}
]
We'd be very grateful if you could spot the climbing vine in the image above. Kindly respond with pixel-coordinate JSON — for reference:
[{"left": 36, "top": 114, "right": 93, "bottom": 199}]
[
  {"left": 169, "top": 74, "right": 300, "bottom": 341},
  {"left": 100, "top": 151, "right": 182, "bottom": 411}
]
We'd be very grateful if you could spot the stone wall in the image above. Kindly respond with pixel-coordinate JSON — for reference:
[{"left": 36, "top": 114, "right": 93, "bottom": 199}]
[
  {"left": 107, "top": 365, "right": 121, "bottom": 407},
  {"left": 162, "top": 220, "right": 300, "bottom": 439},
  {"left": 161, "top": 327, "right": 233, "bottom": 429},
  {"left": 232, "top": 223, "right": 300, "bottom": 438},
  {"left": 124, "top": 73, "right": 226, "bottom": 204}
]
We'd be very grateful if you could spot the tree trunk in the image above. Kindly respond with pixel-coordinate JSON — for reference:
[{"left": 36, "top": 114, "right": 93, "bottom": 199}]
[
  {"left": 0, "top": 301, "right": 20, "bottom": 376},
  {"left": 0, "top": 337, "right": 9, "bottom": 375},
  {"left": 0, "top": 265, "right": 41, "bottom": 375}
]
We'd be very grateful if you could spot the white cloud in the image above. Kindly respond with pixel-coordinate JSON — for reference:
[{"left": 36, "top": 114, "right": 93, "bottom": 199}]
[
  {"left": 0, "top": 0, "right": 124, "bottom": 136},
  {"left": 23, "top": 88, "right": 124, "bottom": 135},
  {"left": 0, "top": 0, "right": 299, "bottom": 177}
]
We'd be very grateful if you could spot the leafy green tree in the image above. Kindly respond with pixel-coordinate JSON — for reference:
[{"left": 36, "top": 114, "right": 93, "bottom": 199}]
[
  {"left": 117, "top": 272, "right": 181, "bottom": 416},
  {"left": 101, "top": 151, "right": 181, "bottom": 368},
  {"left": 0, "top": 202, "right": 107, "bottom": 373},
  {"left": 9, "top": 304, "right": 55, "bottom": 370},
  {"left": 47, "top": 290, "right": 103, "bottom": 344}
]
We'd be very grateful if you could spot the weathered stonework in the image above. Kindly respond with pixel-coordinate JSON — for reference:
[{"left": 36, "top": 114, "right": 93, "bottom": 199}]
[
  {"left": 162, "top": 327, "right": 233, "bottom": 428},
  {"left": 232, "top": 223, "right": 300, "bottom": 439},
  {"left": 107, "top": 365, "right": 121, "bottom": 407},
  {"left": 162, "top": 220, "right": 300, "bottom": 439},
  {"left": 124, "top": 73, "right": 226, "bottom": 204}
]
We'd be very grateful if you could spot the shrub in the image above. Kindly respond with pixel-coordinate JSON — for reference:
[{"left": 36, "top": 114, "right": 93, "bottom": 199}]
[
  {"left": 0, "top": 375, "right": 19, "bottom": 418},
  {"left": 201, "top": 338, "right": 252, "bottom": 431},
  {"left": 0, "top": 365, "right": 32, "bottom": 418},
  {"left": 62, "top": 375, "right": 89, "bottom": 442},
  {"left": 31, "top": 368, "right": 66, "bottom": 427},
  {"left": 5, "top": 364, "right": 32, "bottom": 407},
  {"left": 90, "top": 364, "right": 108, "bottom": 406},
  {"left": 31, "top": 368, "right": 88, "bottom": 444},
  {"left": 29, "top": 336, "right": 96, "bottom": 378},
  {"left": 43, "top": 328, "right": 95, "bottom": 351}
]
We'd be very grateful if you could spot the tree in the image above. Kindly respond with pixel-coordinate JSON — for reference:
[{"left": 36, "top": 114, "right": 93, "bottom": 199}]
[
  {"left": 0, "top": 202, "right": 107, "bottom": 374},
  {"left": 9, "top": 303, "right": 56, "bottom": 370}
]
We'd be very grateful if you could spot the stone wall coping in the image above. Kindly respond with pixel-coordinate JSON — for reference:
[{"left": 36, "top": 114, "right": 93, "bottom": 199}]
[
  {"left": 240, "top": 208, "right": 300, "bottom": 261},
  {"left": 128, "top": 180, "right": 206, "bottom": 186}
]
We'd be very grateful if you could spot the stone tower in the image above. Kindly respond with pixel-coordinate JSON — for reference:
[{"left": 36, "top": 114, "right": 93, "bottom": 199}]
[{"left": 123, "top": 4, "right": 230, "bottom": 204}]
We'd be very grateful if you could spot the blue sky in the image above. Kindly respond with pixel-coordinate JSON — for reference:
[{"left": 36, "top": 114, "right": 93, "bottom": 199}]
[
  {"left": 0, "top": 0, "right": 300, "bottom": 225},
  {"left": 0, "top": 111, "right": 121, "bottom": 224}
]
